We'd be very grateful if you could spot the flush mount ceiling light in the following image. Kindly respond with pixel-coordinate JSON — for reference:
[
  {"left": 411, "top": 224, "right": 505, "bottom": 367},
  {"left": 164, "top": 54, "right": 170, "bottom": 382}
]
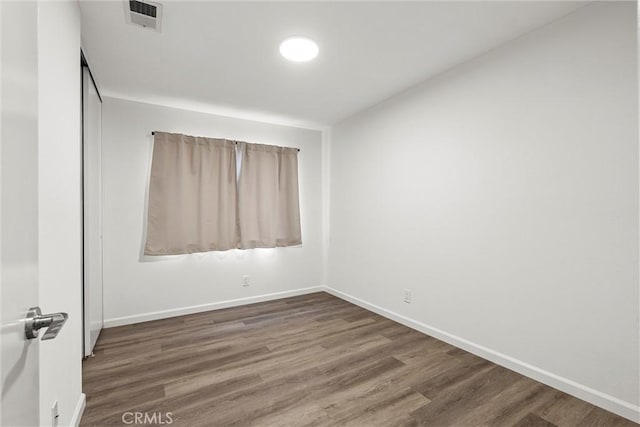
[{"left": 279, "top": 37, "right": 319, "bottom": 62}]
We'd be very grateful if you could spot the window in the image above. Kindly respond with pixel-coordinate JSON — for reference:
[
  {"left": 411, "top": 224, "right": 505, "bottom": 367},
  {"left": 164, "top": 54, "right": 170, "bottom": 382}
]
[{"left": 144, "top": 132, "right": 301, "bottom": 255}]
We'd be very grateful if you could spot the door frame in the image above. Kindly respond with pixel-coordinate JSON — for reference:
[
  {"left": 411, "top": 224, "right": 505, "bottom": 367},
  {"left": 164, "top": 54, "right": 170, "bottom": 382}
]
[{"left": 80, "top": 50, "right": 103, "bottom": 357}]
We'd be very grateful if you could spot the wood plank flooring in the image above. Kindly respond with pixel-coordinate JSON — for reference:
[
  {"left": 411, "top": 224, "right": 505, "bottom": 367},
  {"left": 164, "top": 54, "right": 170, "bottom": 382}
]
[{"left": 81, "top": 292, "right": 637, "bottom": 426}]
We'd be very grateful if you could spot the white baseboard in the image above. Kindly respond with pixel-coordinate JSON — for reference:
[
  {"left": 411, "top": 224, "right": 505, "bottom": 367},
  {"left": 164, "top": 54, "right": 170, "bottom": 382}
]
[
  {"left": 103, "top": 286, "right": 324, "bottom": 328},
  {"left": 323, "top": 286, "right": 640, "bottom": 424},
  {"left": 70, "top": 393, "right": 86, "bottom": 427}
]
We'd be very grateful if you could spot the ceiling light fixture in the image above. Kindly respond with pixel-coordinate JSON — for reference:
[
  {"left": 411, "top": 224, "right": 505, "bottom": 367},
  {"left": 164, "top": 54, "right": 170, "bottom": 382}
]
[{"left": 279, "top": 37, "right": 319, "bottom": 62}]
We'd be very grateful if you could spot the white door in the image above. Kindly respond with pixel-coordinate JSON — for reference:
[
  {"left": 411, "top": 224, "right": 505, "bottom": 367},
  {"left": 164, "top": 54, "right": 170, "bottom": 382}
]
[
  {"left": 0, "top": 1, "right": 41, "bottom": 426},
  {"left": 83, "top": 66, "right": 103, "bottom": 356}
]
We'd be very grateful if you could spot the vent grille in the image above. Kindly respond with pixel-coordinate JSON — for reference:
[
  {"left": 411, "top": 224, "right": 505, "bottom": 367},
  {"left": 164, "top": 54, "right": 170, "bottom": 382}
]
[
  {"left": 125, "top": 0, "right": 162, "bottom": 32},
  {"left": 129, "top": 0, "right": 156, "bottom": 18}
]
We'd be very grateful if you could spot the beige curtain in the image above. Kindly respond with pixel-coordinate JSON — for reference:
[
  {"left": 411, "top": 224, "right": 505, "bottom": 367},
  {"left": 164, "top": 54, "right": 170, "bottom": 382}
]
[
  {"left": 237, "top": 142, "right": 302, "bottom": 249},
  {"left": 144, "top": 132, "right": 238, "bottom": 255}
]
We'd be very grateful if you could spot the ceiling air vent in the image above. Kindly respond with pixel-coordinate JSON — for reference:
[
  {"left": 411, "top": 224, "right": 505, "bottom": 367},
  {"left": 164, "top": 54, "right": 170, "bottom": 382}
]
[{"left": 125, "top": 0, "right": 162, "bottom": 32}]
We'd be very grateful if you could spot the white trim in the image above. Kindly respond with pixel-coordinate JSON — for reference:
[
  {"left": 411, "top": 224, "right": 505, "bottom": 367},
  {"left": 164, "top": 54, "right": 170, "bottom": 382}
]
[
  {"left": 70, "top": 393, "right": 86, "bottom": 427},
  {"left": 323, "top": 286, "right": 640, "bottom": 424},
  {"left": 103, "top": 287, "right": 324, "bottom": 328}
]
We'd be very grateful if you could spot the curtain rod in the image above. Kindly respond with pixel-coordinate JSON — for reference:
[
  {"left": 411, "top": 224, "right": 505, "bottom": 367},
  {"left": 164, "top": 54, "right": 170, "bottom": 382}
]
[{"left": 152, "top": 131, "right": 300, "bottom": 152}]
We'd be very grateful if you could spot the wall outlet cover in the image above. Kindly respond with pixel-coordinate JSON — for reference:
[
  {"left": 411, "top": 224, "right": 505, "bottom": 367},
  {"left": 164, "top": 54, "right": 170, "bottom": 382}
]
[{"left": 403, "top": 289, "right": 412, "bottom": 304}]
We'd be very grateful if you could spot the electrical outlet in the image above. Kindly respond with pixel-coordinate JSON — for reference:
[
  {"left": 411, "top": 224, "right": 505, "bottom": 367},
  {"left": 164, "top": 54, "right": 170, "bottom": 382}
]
[
  {"left": 403, "top": 289, "right": 412, "bottom": 304},
  {"left": 51, "top": 400, "right": 59, "bottom": 427},
  {"left": 242, "top": 275, "right": 250, "bottom": 287}
]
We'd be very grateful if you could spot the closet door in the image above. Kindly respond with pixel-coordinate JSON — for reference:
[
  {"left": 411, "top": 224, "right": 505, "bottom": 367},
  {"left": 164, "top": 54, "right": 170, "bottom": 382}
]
[{"left": 83, "top": 65, "right": 103, "bottom": 356}]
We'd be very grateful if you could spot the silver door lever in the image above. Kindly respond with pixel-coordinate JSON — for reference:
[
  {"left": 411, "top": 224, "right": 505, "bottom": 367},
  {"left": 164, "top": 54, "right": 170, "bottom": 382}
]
[{"left": 25, "top": 307, "right": 68, "bottom": 340}]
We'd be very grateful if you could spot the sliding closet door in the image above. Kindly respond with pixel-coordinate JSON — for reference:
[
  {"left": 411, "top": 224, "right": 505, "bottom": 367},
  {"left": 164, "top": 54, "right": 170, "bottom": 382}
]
[{"left": 83, "top": 65, "right": 103, "bottom": 356}]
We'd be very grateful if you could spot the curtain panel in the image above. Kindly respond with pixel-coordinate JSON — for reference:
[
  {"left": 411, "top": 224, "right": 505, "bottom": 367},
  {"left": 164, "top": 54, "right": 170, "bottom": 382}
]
[
  {"left": 144, "top": 132, "right": 239, "bottom": 255},
  {"left": 237, "top": 142, "right": 302, "bottom": 249},
  {"left": 145, "top": 132, "right": 301, "bottom": 255}
]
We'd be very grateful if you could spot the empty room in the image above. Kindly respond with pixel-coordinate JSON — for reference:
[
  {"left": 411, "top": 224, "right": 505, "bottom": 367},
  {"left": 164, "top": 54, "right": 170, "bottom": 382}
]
[{"left": 1, "top": 0, "right": 639, "bottom": 426}]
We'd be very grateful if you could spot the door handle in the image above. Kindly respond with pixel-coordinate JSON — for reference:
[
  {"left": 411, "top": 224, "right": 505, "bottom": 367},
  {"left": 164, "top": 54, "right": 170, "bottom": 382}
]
[{"left": 25, "top": 307, "right": 68, "bottom": 340}]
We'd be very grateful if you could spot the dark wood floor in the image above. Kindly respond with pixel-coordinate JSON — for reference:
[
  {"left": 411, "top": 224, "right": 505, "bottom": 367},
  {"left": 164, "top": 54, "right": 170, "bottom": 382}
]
[{"left": 81, "top": 292, "right": 636, "bottom": 426}]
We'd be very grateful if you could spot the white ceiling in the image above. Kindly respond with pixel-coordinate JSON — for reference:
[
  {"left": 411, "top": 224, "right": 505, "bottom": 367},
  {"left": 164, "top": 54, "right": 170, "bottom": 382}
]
[{"left": 79, "top": 1, "right": 586, "bottom": 128}]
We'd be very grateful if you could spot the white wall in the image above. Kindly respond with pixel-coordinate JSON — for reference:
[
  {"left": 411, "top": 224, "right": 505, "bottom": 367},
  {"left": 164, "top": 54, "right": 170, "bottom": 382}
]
[
  {"left": 328, "top": 2, "right": 639, "bottom": 421},
  {"left": 101, "top": 98, "right": 323, "bottom": 325},
  {"left": 37, "top": 1, "right": 84, "bottom": 426}
]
